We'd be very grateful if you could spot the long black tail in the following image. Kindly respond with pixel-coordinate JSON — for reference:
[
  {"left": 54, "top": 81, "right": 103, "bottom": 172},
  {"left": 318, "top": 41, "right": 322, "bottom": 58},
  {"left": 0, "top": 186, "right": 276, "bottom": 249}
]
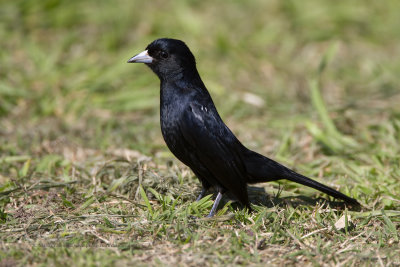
[
  {"left": 283, "top": 169, "right": 359, "bottom": 205},
  {"left": 243, "top": 149, "right": 359, "bottom": 206}
]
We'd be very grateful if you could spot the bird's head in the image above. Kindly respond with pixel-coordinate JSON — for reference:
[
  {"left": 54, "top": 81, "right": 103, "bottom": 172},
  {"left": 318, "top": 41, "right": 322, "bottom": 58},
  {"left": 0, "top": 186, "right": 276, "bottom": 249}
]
[{"left": 128, "top": 38, "right": 197, "bottom": 81}]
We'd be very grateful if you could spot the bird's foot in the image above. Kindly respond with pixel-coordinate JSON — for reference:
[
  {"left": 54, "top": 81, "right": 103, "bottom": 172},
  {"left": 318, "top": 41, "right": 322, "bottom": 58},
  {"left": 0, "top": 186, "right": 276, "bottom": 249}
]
[
  {"left": 205, "top": 191, "right": 223, "bottom": 218},
  {"left": 195, "top": 187, "right": 208, "bottom": 201},
  {"left": 206, "top": 212, "right": 215, "bottom": 218}
]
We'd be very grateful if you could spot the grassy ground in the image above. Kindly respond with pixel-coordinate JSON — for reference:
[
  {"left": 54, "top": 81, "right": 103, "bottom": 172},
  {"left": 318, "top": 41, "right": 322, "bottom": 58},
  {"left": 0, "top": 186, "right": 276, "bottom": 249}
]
[{"left": 1, "top": 0, "right": 400, "bottom": 266}]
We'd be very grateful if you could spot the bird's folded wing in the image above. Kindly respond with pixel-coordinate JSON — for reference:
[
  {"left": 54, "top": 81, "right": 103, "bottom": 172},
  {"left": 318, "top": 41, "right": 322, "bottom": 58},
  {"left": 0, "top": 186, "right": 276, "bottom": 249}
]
[{"left": 179, "top": 102, "right": 247, "bottom": 197}]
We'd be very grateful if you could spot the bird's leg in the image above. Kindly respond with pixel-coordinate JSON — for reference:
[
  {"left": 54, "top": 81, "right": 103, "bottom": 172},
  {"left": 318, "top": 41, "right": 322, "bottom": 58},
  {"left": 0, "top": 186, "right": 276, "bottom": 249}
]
[
  {"left": 206, "top": 191, "right": 223, "bottom": 217},
  {"left": 196, "top": 187, "right": 208, "bottom": 201}
]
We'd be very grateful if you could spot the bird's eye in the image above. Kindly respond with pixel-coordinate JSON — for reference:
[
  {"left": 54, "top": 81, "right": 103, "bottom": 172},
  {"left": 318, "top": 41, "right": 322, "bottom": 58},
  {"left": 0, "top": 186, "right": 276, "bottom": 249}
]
[{"left": 160, "top": 51, "right": 169, "bottom": 59}]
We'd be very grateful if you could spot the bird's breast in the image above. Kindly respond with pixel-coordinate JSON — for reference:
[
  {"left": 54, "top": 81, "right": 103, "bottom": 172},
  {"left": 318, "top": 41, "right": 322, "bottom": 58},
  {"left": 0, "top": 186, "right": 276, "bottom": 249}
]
[
  {"left": 159, "top": 83, "right": 200, "bottom": 157},
  {"left": 160, "top": 102, "right": 185, "bottom": 148}
]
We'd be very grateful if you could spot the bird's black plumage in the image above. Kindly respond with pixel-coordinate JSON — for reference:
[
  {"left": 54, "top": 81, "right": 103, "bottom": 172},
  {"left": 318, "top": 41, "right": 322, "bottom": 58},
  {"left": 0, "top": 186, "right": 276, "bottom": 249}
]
[{"left": 128, "top": 38, "right": 359, "bottom": 217}]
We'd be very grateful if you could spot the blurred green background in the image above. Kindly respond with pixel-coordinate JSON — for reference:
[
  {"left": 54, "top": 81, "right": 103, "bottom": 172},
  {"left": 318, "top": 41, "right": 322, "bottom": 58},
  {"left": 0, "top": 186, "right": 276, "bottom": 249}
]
[
  {"left": 2, "top": 0, "right": 400, "bottom": 215},
  {"left": 1, "top": 0, "right": 399, "bottom": 153},
  {"left": 2, "top": 0, "right": 400, "bottom": 206},
  {"left": 0, "top": 0, "right": 400, "bottom": 266},
  {"left": 1, "top": 0, "right": 400, "bottom": 265}
]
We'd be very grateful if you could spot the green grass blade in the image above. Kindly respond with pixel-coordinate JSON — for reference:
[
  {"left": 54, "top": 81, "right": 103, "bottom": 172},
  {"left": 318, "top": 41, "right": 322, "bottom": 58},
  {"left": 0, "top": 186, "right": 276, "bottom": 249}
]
[{"left": 139, "top": 185, "right": 153, "bottom": 216}]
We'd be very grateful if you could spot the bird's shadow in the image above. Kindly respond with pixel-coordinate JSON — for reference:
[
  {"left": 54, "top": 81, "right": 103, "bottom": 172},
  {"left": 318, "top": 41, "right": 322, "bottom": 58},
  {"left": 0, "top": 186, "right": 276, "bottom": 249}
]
[{"left": 221, "top": 185, "right": 361, "bottom": 212}]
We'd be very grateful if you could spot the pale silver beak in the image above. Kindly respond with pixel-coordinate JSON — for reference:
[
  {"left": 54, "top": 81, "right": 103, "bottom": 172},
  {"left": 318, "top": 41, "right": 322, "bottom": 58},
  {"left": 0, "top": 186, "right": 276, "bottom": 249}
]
[{"left": 127, "top": 50, "right": 153, "bottom": 63}]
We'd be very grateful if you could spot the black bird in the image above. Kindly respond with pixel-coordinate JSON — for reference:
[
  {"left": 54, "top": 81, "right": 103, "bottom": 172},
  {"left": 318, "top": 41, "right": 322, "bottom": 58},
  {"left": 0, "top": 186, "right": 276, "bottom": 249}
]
[{"left": 127, "top": 38, "right": 359, "bottom": 217}]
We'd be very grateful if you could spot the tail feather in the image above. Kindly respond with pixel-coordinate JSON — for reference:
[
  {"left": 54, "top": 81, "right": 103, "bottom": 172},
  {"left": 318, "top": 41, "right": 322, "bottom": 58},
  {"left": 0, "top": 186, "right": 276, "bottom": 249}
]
[
  {"left": 242, "top": 149, "right": 359, "bottom": 205},
  {"left": 283, "top": 169, "right": 360, "bottom": 205}
]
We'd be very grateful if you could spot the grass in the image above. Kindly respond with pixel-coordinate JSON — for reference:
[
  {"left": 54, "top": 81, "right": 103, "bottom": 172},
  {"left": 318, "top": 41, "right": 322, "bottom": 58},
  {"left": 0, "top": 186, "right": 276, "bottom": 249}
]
[{"left": 1, "top": 0, "right": 400, "bottom": 266}]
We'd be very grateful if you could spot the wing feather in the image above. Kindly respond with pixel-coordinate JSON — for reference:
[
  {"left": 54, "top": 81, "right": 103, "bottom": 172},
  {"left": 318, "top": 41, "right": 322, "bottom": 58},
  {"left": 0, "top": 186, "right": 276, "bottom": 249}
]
[{"left": 179, "top": 102, "right": 249, "bottom": 204}]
